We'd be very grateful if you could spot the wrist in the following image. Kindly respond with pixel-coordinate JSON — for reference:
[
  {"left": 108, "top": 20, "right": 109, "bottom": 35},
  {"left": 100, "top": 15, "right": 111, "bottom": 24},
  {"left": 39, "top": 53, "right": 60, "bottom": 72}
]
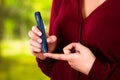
[{"left": 85, "top": 57, "right": 96, "bottom": 75}]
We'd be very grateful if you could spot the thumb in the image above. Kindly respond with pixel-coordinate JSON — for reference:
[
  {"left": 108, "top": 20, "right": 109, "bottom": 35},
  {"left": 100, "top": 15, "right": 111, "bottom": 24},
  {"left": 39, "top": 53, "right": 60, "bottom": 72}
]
[
  {"left": 63, "top": 43, "right": 77, "bottom": 54},
  {"left": 47, "top": 35, "right": 57, "bottom": 43},
  {"left": 63, "top": 43, "right": 86, "bottom": 54}
]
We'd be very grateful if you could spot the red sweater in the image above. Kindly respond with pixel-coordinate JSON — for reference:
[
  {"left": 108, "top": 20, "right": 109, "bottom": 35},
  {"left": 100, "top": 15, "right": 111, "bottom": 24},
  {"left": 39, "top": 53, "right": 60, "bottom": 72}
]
[{"left": 36, "top": 0, "right": 120, "bottom": 80}]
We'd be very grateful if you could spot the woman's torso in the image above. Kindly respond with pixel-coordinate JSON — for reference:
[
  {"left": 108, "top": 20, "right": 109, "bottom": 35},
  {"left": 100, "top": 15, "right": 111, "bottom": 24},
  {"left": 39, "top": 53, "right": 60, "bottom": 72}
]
[{"left": 49, "top": 0, "right": 120, "bottom": 80}]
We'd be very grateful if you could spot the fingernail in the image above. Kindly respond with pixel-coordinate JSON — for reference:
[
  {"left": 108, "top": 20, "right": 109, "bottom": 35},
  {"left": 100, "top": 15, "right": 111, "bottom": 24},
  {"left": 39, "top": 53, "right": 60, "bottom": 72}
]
[
  {"left": 38, "top": 32, "right": 42, "bottom": 36},
  {"left": 37, "top": 39, "right": 42, "bottom": 43}
]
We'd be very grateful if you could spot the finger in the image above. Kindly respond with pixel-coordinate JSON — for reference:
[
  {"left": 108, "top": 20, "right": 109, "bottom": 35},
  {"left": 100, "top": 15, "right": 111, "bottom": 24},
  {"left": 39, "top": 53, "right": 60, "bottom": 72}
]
[
  {"left": 63, "top": 43, "right": 77, "bottom": 54},
  {"left": 30, "top": 44, "right": 42, "bottom": 53},
  {"left": 28, "top": 31, "right": 42, "bottom": 43},
  {"left": 47, "top": 35, "right": 57, "bottom": 43},
  {"left": 32, "top": 52, "right": 46, "bottom": 60},
  {"left": 30, "top": 39, "right": 41, "bottom": 48},
  {"left": 32, "top": 26, "right": 42, "bottom": 36},
  {"left": 44, "top": 53, "right": 70, "bottom": 61},
  {"left": 75, "top": 43, "right": 86, "bottom": 51}
]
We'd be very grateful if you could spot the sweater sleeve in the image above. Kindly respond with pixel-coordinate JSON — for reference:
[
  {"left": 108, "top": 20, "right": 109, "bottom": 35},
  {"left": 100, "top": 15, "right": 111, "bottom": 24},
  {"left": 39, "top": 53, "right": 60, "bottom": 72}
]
[
  {"left": 36, "top": 58, "right": 55, "bottom": 77},
  {"left": 88, "top": 59, "right": 120, "bottom": 80},
  {"left": 36, "top": 0, "right": 62, "bottom": 77}
]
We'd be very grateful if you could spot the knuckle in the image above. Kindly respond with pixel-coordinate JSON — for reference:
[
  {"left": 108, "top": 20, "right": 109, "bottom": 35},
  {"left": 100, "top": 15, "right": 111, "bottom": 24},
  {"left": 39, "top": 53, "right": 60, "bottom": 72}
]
[
  {"left": 28, "top": 31, "right": 32, "bottom": 37},
  {"left": 63, "top": 48, "right": 67, "bottom": 53},
  {"left": 30, "top": 40, "right": 35, "bottom": 46},
  {"left": 32, "top": 26, "right": 36, "bottom": 31},
  {"left": 63, "top": 47, "right": 65, "bottom": 52}
]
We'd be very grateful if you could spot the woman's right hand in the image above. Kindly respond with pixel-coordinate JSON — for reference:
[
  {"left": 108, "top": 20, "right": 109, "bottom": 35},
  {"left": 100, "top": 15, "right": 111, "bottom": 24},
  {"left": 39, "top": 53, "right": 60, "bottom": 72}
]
[{"left": 28, "top": 26, "right": 57, "bottom": 60}]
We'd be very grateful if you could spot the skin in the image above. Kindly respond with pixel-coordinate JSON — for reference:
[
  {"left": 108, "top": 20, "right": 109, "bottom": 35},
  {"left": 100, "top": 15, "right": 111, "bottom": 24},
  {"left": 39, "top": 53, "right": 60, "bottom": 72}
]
[
  {"left": 44, "top": 43, "right": 96, "bottom": 75},
  {"left": 28, "top": 0, "right": 106, "bottom": 75},
  {"left": 28, "top": 26, "right": 96, "bottom": 75},
  {"left": 82, "top": 0, "right": 106, "bottom": 19},
  {"left": 28, "top": 26, "right": 57, "bottom": 60}
]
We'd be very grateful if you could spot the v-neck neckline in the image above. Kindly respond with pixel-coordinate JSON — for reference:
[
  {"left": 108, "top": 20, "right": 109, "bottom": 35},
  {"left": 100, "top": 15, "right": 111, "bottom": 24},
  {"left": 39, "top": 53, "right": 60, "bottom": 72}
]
[{"left": 80, "top": 0, "right": 108, "bottom": 21}]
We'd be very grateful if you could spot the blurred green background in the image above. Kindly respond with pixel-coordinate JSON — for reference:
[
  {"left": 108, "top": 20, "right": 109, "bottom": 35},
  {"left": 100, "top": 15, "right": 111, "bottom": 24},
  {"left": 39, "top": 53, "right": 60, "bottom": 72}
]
[{"left": 0, "top": 0, "right": 52, "bottom": 80}]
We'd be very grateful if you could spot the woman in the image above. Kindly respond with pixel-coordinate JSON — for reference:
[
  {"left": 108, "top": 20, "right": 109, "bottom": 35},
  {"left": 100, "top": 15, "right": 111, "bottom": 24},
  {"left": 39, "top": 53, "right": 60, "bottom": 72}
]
[{"left": 28, "top": 0, "right": 120, "bottom": 80}]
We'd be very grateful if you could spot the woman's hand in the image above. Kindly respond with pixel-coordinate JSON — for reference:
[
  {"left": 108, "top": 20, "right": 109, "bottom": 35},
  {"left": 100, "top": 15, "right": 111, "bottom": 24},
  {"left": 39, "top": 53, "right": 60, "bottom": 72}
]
[
  {"left": 28, "top": 26, "right": 57, "bottom": 60},
  {"left": 44, "top": 43, "right": 96, "bottom": 75}
]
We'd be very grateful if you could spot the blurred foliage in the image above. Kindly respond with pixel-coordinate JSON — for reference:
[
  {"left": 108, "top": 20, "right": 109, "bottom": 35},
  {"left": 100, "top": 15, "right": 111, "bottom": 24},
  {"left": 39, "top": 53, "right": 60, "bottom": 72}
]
[
  {"left": 0, "top": 0, "right": 52, "bottom": 80},
  {"left": 0, "top": 40, "right": 50, "bottom": 80},
  {"left": 0, "top": 0, "right": 51, "bottom": 40}
]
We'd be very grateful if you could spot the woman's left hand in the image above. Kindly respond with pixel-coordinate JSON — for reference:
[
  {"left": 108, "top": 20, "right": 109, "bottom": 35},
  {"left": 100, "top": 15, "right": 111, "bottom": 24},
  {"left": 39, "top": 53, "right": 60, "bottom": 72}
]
[{"left": 44, "top": 43, "right": 96, "bottom": 75}]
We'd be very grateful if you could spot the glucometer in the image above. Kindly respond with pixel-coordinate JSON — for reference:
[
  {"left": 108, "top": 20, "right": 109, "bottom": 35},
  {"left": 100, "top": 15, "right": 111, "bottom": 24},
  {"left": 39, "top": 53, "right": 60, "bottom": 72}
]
[{"left": 35, "top": 12, "right": 48, "bottom": 53}]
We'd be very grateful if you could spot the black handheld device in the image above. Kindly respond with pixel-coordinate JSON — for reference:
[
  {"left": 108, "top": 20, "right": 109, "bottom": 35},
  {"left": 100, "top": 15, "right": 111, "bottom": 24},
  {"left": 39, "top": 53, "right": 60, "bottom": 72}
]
[{"left": 35, "top": 12, "right": 48, "bottom": 53}]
